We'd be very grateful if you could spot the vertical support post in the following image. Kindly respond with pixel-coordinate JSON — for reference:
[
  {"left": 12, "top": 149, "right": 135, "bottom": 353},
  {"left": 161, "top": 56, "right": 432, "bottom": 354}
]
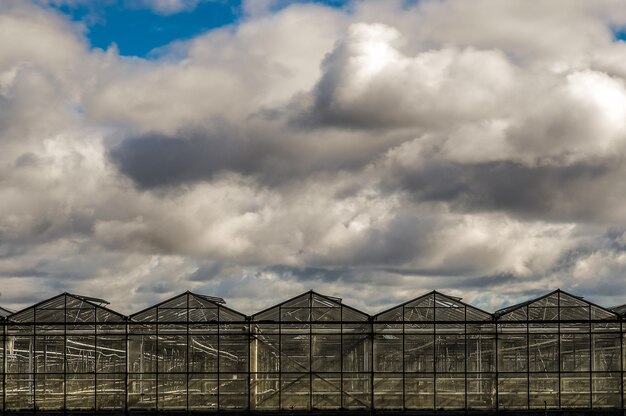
[
  {"left": 340, "top": 304, "right": 343, "bottom": 412},
  {"left": 94, "top": 306, "right": 98, "bottom": 412},
  {"left": 217, "top": 304, "right": 220, "bottom": 413},
  {"left": 186, "top": 293, "right": 190, "bottom": 414},
  {"left": 156, "top": 305, "right": 159, "bottom": 415},
  {"left": 369, "top": 316, "right": 374, "bottom": 413},
  {"left": 309, "top": 295, "right": 312, "bottom": 412},
  {"left": 616, "top": 318, "right": 624, "bottom": 413},
  {"left": 527, "top": 311, "right": 530, "bottom": 411},
  {"left": 2, "top": 318, "right": 4, "bottom": 416},
  {"left": 401, "top": 303, "right": 405, "bottom": 412},
  {"left": 495, "top": 315, "right": 499, "bottom": 413},
  {"left": 247, "top": 316, "right": 252, "bottom": 413},
  {"left": 584, "top": 294, "right": 594, "bottom": 410},
  {"left": 125, "top": 318, "right": 129, "bottom": 416},
  {"left": 464, "top": 306, "right": 467, "bottom": 414}
]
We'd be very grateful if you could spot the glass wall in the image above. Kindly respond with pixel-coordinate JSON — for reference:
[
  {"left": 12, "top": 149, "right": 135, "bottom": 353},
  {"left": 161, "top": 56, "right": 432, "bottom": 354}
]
[
  {"left": 0, "top": 289, "right": 624, "bottom": 413},
  {"left": 251, "top": 291, "right": 370, "bottom": 411},
  {"left": 496, "top": 290, "right": 622, "bottom": 411},
  {"left": 4, "top": 293, "right": 126, "bottom": 412},
  {"left": 128, "top": 292, "right": 248, "bottom": 412},
  {"left": 374, "top": 291, "right": 494, "bottom": 411}
]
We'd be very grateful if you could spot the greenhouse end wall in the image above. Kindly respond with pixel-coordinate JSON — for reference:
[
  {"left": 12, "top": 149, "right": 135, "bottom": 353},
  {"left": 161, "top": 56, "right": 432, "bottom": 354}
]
[{"left": 0, "top": 289, "right": 625, "bottom": 413}]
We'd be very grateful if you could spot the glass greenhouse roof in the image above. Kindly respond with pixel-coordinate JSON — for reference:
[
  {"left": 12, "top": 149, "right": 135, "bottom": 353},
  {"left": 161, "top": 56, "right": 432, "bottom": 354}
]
[
  {"left": 374, "top": 290, "right": 492, "bottom": 322},
  {"left": 252, "top": 290, "right": 369, "bottom": 322},
  {"left": 7, "top": 292, "right": 126, "bottom": 323},
  {"left": 130, "top": 291, "right": 245, "bottom": 322},
  {"left": 494, "top": 289, "right": 618, "bottom": 321}
]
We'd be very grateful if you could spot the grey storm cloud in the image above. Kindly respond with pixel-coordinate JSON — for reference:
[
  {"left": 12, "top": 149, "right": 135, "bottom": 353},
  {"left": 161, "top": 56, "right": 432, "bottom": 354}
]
[
  {"left": 385, "top": 160, "right": 619, "bottom": 223},
  {"left": 3, "top": 0, "right": 626, "bottom": 313},
  {"left": 109, "top": 129, "right": 258, "bottom": 188}
]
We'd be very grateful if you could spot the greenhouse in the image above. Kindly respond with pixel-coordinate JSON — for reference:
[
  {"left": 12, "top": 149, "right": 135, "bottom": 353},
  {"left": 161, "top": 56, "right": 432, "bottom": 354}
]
[{"left": 0, "top": 289, "right": 624, "bottom": 413}]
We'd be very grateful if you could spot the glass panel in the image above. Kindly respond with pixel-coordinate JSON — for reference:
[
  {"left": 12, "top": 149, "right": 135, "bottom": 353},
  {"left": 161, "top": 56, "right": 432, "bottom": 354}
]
[
  {"left": 158, "top": 307, "right": 187, "bottom": 323},
  {"left": 467, "top": 334, "right": 495, "bottom": 372},
  {"left": 220, "top": 374, "right": 249, "bottom": 410},
  {"left": 591, "top": 305, "right": 617, "bottom": 320},
  {"left": 128, "top": 335, "right": 157, "bottom": 373},
  {"left": 499, "top": 307, "right": 528, "bottom": 321},
  {"left": 159, "top": 373, "right": 187, "bottom": 410},
  {"left": 7, "top": 335, "right": 34, "bottom": 375},
  {"left": 96, "top": 308, "right": 124, "bottom": 323},
  {"left": 132, "top": 309, "right": 156, "bottom": 323},
  {"left": 66, "top": 335, "right": 96, "bottom": 373},
  {"left": 405, "top": 322, "right": 433, "bottom": 334},
  {"left": 435, "top": 305, "right": 465, "bottom": 321},
  {"left": 529, "top": 306, "right": 558, "bottom": 320},
  {"left": 96, "top": 374, "right": 125, "bottom": 410},
  {"left": 467, "top": 373, "right": 495, "bottom": 410},
  {"left": 66, "top": 374, "right": 95, "bottom": 410},
  {"left": 405, "top": 334, "right": 434, "bottom": 372},
  {"left": 311, "top": 373, "right": 340, "bottom": 410},
  {"left": 220, "top": 334, "right": 248, "bottom": 372},
  {"left": 560, "top": 306, "right": 590, "bottom": 321},
  {"left": 405, "top": 374, "right": 434, "bottom": 410},
  {"left": 254, "top": 306, "right": 280, "bottom": 321},
  {"left": 0, "top": 334, "right": 3, "bottom": 411},
  {"left": 436, "top": 374, "right": 465, "bottom": 410},
  {"left": 281, "top": 307, "right": 311, "bottom": 322},
  {"left": 374, "top": 334, "right": 402, "bottom": 372},
  {"left": 342, "top": 306, "right": 368, "bottom": 322},
  {"left": 188, "top": 373, "right": 218, "bottom": 410},
  {"left": 373, "top": 373, "right": 402, "bottom": 410},
  {"left": 159, "top": 294, "right": 188, "bottom": 309},
  {"left": 343, "top": 373, "right": 371, "bottom": 410},
  {"left": 282, "top": 294, "right": 312, "bottom": 309},
  {"left": 6, "top": 373, "right": 34, "bottom": 410},
  {"left": 281, "top": 333, "right": 310, "bottom": 372},
  {"left": 532, "top": 294, "right": 559, "bottom": 308},
  {"left": 435, "top": 335, "right": 465, "bottom": 372},
  {"left": 465, "top": 306, "right": 492, "bottom": 321},
  {"left": 498, "top": 334, "right": 527, "bottom": 372},
  {"left": 219, "top": 307, "right": 246, "bottom": 321},
  {"left": 561, "top": 372, "right": 590, "bottom": 408},
  {"left": 498, "top": 374, "right": 528, "bottom": 410},
  {"left": 593, "top": 372, "right": 621, "bottom": 409},
  {"left": 189, "top": 334, "right": 218, "bottom": 372},
  {"left": 251, "top": 373, "right": 279, "bottom": 410},
  {"left": 560, "top": 320, "right": 590, "bottom": 332},
  {"left": 189, "top": 307, "right": 218, "bottom": 322},
  {"left": 404, "top": 306, "right": 433, "bottom": 321},
  {"left": 593, "top": 334, "right": 620, "bottom": 371},
  {"left": 529, "top": 374, "right": 558, "bottom": 409},
  {"left": 343, "top": 333, "right": 369, "bottom": 372},
  {"left": 560, "top": 333, "right": 590, "bottom": 372},
  {"left": 128, "top": 374, "right": 157, "bottom": 410},
  {"left": 528, "top": 334, "right": 558, "bottom": 372},
  {"left": 35, "top": 373, "right": 64, "bottom": 410},
  {"left": 376, "top": 305, "right": 403, "bottom": 322},
  {"left": 312, "top": 334, "right": 340, "bottom": 372},
  {"left": 281, "top": 373, "right": 310, "bottom": 410},
  {"left": 558, "top": 293, "right": 588, "bottom": 308},
  {"left": 35, "top": 336, "right": 64, "bottom": 373},
  {"left": 311, "top": 305, "right": 341, "bottom": 322},
  {"left": 96, "top": 335, "right": 126, "bottom": 373}
]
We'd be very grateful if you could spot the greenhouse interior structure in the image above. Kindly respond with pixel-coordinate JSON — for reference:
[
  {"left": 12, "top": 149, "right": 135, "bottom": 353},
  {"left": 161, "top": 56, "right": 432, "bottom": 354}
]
[{"left": 1, "top": 289, "right": 626, "bottom": 414}]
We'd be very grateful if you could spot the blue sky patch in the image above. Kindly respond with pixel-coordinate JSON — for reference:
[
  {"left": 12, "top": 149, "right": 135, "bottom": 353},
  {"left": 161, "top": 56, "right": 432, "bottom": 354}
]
[{"left": 49, "top": 0, "right": 351, "bottom": 57}]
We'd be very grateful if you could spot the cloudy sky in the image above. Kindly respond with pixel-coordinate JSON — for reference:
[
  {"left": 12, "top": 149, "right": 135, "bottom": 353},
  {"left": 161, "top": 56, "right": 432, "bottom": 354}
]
[{"left": 2, "top": 0, "right": 626, "bottom": 315}]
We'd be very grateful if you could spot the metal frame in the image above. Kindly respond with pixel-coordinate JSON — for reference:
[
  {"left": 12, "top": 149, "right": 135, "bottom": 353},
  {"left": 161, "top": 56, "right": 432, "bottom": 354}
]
[{"left": 0, "top": 289, "right": 624, "bottom": 413}]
